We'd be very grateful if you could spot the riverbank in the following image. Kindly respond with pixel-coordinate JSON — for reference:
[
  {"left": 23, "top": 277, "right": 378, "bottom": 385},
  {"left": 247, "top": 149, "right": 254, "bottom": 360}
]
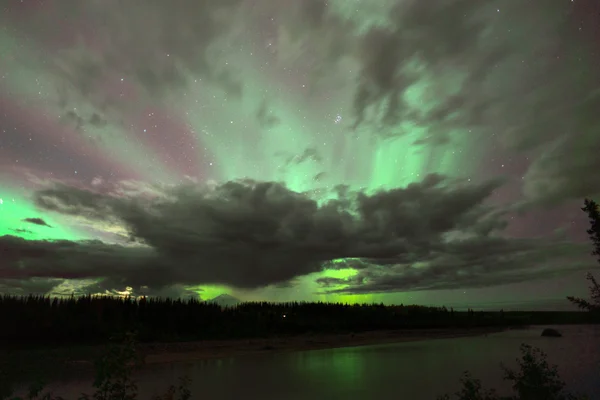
[
  {"left": 3, "top": 327, "right": 510, "bottom": 371},
  {"left": 8, "top": 325, "right": 598, "bottom": 400},
  {"left": 139, "top": 326, "right": 506, "bottom": 365},
  {"left": 2, "top": 326, "right": 510, "bottom": 387}
]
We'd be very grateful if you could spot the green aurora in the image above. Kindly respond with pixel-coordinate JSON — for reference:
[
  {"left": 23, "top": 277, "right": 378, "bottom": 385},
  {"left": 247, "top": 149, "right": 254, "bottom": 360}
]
[{"left": 0, "top": 0, "right": 597, "bottom": 308}]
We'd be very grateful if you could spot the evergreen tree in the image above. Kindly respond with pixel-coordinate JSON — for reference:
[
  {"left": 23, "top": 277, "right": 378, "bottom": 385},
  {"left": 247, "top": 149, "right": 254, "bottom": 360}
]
[{"left": 567, "top": 198, "right": 600, "bottom": 312}]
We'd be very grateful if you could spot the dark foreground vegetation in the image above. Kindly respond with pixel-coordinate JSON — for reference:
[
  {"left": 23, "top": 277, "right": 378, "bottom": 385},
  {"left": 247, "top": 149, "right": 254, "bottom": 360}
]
[
  {"left": 1, "top": 294, "right": 598, "bottom": 349},
  {"left": 437, "top": 344, "right": 591, "bottom": 400},
  {"left": 438, "top": 199, "right": 600, "bottom": 400},
  {"left": 2, "top": 199, "right": 599, "bottom": 399}
]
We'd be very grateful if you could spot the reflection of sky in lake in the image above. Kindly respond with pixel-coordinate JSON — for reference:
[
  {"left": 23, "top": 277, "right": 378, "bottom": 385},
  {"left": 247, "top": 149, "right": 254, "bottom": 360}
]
[
  {"left": 31, "top": 325, "right": 600, "bottom": 400},
  {"left": 292, "top": 349, "right": 366, "bottom": 393}
]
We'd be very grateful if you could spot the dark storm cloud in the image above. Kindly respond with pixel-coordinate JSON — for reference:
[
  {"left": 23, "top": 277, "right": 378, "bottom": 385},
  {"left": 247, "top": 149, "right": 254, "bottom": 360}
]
[
  {"left": 0, "top": 235, "right": 158, "bottom": 283},
  {"left": 11, "top": 229, "right": 34, "bottom": 235},
  {"left": 0, "top": 175, "right": 517, "bottom": 292},
  {"left": 22, "top": 217, "right": 52, "bottom": 228},
  {"left": 317, "top": 238, "right": 594, "bottom": 294},
  {"left": 0, "top": 278, "right": 63, "bottom": 296}
]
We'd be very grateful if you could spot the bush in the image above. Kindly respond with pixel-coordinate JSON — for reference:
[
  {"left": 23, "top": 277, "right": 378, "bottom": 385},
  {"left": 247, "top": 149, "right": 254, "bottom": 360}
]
[
  {"left": 567, "top": 198, "right": 600, "bottom": 313},
  {"left": 438, "top": 344, "right": 589, "bottom": 400}
]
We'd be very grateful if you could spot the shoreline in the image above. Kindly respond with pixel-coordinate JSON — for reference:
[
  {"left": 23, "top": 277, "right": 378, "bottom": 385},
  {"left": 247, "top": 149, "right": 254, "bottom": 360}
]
[
  {"left": 5, "top": 326, "right": 513, "bottom": 375},
  {"left": 139, "top": 326, "right": 508, "bottom": 365}
]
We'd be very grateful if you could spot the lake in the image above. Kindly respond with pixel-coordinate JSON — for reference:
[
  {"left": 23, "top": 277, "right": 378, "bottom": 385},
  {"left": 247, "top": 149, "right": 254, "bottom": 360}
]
[{"left": 32, "top": 325, "right": 600, "bottom": 399}]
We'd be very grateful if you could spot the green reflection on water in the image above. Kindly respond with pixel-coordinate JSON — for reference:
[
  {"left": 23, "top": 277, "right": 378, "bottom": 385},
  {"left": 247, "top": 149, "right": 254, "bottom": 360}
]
[{"left": 290, "top": 347, "right": 366, "bottom": 390}]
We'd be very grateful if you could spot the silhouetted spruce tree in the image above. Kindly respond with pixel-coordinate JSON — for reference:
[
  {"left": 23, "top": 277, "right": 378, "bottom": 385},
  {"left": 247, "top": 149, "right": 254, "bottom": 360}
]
[{"left": 567, "top": 198, "right": 600, "bottom": 312}]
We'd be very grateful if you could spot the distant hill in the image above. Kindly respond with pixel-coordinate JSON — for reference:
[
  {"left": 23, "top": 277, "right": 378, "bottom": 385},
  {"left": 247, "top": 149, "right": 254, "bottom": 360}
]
[{"left": 206, "top": 294, "right": 241, "bottom": 307}]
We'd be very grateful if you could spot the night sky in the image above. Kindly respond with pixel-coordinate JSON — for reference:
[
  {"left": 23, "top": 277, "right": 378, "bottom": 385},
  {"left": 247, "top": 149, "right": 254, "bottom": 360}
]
[{"left": 1, "top": 0, "right": 599, "bottom": 309}]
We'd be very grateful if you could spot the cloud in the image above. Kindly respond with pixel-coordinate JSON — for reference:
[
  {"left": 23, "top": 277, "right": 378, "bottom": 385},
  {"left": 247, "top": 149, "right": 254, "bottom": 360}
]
[
  {"left": 2, "top": 1, "right": 599, "bottom": 297},
  {"left": 0, "top": 276, "right": 199, "bottom": 300},
  {"left": 256, "top": 100, "right": 281, "bottom": 129},
  {"left": 62, "top": 110, "right": 108, "bottom": 131},
  {"left": 522, "top": 102, "right": 600, "bottom": 205},
  {"left": 2, "top": 174, "right": 595, "bottom": 296},
  {"left": 316, "top": 238, "right": 594, "bottom": 294},
  {"left": 2, "top": 0, "right": 245, "bottom": 119},
  {"left": 336, "top": 1, "right": 545, "bottom": 133},
  {"left": 321, "top": 0, "right": 506, "bottom": 133},
  {"left": 22, "top": 217, "right": 52, "bottom": 228},
  {"left": 0, "top": 174, "right": 526, "bottom": 293},
  {"left": 89, "top": 113, "right": 108, "bottom": 128},
  {"left": 289, "top": 147, "right": 323, "bottom": 165},
  {"left": 69, "top": 280, "right": 201, "bottom": 300},
  {"left": 282, "top": 1, "right": 600, "bottom": 205},
  {"left": 11, "top": 229, "right": 34, "bottom": 235},
  {"left": 5, "top": 0, "right": 599, "bottom": 208},
  {"left": 273, "top": 147, "right": 324, "bottom": 177},
  {"left": 0, "top": 278, "right": 63, "bottom": 296}
]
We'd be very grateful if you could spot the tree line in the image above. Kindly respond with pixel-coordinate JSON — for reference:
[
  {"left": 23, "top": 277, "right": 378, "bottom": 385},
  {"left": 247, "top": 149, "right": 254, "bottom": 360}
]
[
  {"left": 0, "top": 198, "right": 599, "bottom": 349},
  {"left": 0, "top": 293, "right": 596, "bottom": 348},
  {"left": 1, "top": 198, "right": 599, "bottom": 400}
]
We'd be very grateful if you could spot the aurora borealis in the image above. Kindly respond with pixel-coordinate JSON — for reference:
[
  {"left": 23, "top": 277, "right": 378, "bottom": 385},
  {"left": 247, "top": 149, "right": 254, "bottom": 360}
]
[{"left": 1, "top": 0, "right": 599, "bottom": 309}]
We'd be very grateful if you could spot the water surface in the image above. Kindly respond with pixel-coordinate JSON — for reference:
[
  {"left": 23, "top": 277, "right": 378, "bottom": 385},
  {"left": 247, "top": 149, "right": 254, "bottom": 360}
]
[{"left": 42, "top": 325, "right": 600, "bottom": 399}]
